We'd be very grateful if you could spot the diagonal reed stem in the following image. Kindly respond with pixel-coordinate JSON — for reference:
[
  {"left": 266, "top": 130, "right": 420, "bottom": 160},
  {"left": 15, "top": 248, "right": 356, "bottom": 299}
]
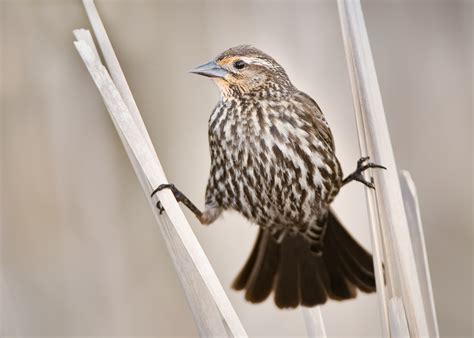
[
  {"left": 74, "top": 3, "right": 247, "bottom": 335},
  {"left": 337, "top": 1, "right": 434, "bottom": 336}
]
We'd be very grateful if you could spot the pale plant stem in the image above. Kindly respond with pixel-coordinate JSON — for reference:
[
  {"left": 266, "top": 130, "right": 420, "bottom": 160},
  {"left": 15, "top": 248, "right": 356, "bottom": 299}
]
[
  {"left": 337, "top": 1, "right": 435, "bottom": 337},
  {"left": 74, "top": 2, "right": 248, "bottom": 335}
]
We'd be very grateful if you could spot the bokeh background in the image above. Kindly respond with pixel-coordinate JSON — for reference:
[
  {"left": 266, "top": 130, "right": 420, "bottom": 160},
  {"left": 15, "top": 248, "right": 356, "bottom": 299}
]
[{"left": 1, "top": 0, "right": 472, "bottom": 337}]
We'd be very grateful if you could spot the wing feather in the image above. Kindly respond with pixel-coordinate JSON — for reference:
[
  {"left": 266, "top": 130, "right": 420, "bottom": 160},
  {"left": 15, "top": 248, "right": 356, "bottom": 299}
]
[{"left": 291, "top": 91, "right": 335, "bottom": 151}]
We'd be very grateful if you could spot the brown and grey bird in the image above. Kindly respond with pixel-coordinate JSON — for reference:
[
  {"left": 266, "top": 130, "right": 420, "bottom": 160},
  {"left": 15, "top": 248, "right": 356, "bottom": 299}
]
[{"left": 152, "top": 45, "right": 385, "bottom": 308}]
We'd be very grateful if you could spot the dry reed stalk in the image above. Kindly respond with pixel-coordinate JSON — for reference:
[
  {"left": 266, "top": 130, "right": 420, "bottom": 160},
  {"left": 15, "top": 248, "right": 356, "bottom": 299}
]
[
  {"left": 337, "top": 1, "right": 436, "bottom": 336},
  {"left": 400, "top": 171, "right": 440, "bottom": 337},
  {"left": 302, "top": 307, "right": 327, "bottom": 338},
  {"left": 74, "top": 2, "right": 247, "bottom": 335}
]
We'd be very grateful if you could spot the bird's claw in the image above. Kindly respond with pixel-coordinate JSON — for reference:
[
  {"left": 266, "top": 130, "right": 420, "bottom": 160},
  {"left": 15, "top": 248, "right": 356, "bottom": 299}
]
[
  {"left": 355, "top": 174, "right": 376, "bottom": 189},
  {"left": 356, "top": 156, "right": 387, "bottom": 172},
  {"left": 156, "top": 201, "right": 165, "bottom": 214},
  {"left": 151, "top": 183, "right": 177, "bottom": 215},
  {"left": 354, "top": 157, "right": 385, "bottom": 189},
  {"left": 151, "top": 183, "right": 176, "bottom": 198},
  {"left": 357, "top": 156, "right": 370, "bottom": 167},
  {"left": 344, "top": 156, "right": 386, "bottom": 189}
]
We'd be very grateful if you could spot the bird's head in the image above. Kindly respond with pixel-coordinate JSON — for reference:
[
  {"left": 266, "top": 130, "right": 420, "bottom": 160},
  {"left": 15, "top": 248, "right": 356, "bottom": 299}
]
[{"left": 190, "top": 45, "right": 292, "bottom": 97}]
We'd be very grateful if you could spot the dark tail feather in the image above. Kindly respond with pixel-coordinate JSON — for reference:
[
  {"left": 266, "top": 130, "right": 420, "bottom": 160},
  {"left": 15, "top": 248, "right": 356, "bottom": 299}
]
[
  {"left": 299, "top": 239, "right": 329, "bottom": 306},
  {"left": 326, "top": 211, "right": 376, "bottom": 293},
  {"left": 232, "top": 230, "right": 280, "bottom": 303},
  {"left": 322, "top": 231, "right": 357, "bottom": 300},
  {"left": 232, "top": 209, "right": 376, "bottom": 308},
  {"left": 274, "top": 235, "right": 300, "bottom": 308},
  {"left": 232, "top": 230, "right": 264, "bottom": 291}
]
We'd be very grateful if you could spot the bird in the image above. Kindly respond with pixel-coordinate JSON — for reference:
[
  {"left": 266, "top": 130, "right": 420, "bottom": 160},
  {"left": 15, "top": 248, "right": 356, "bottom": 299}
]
[{"left": 152, "top": 45, "right": 386, "bottom": 308}]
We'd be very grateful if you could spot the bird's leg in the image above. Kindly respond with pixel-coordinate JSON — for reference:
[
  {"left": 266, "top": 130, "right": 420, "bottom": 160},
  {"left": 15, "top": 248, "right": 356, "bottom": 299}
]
[
  {"left": 151, "top": 183, "right": 222, "bottom": 225},
  {"left": 151, "top": 183, "right": 203, "bottom": 218},
  {"left": 199, "top": 206, "right": 223, "bottom": 225},
  {"left": 342, "top": 156, "right": 386, "bottom": 189}
]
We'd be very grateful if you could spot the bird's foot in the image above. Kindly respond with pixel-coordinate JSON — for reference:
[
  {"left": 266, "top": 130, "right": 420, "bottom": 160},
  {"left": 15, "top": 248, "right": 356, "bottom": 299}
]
[
  {"left": 151, "top": 183, "right": 203, "bottom": 219},
  {"left": 151, "top": 184, "right": 177, "bottom": 214},
  {"left": 343, "top": 156, "right": 386, "bottom": 189},
  {"left": 156, "top": 201, "right": 165, "bottom": 214}
]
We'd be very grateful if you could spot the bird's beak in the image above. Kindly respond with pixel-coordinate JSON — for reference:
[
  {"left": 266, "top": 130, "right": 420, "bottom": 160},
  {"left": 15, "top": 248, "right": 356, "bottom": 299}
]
[{"left": 189, "top": 60, "right": 228, "bottom": 79}]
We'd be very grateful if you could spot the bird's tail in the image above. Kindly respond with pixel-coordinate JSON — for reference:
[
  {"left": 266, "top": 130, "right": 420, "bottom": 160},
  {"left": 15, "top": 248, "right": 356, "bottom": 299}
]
[{"left": 232, "top": 209, "right": 376, "bottom": 308}]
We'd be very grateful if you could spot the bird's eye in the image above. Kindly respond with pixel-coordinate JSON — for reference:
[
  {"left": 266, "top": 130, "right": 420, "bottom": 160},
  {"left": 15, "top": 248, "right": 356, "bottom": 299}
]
[{"left": 233, "top": 60, "right": 246, "bottom": 70}]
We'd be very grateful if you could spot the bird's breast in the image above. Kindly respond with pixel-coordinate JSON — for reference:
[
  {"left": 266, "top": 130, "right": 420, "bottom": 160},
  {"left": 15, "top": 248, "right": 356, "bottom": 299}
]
[{"left": 207, "top": 99, "right": 341, "bottom": 226}]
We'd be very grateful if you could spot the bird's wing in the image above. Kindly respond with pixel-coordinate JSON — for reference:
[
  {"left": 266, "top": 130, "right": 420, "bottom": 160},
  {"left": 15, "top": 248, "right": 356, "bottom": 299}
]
[{"left": 291, "top": 91, "right": 336, "bottom": 151}]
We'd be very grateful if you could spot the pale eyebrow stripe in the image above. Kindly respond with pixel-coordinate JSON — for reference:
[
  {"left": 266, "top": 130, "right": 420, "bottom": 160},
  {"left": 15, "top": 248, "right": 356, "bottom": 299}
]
[{"left": 240, "top": 56, "right": 274, "bottom": 69}]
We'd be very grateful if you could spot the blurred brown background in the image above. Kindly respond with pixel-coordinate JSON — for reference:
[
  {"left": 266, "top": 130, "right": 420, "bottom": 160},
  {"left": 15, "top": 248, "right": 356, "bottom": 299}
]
[{"left": 1, "top": 0, "right": 472, "bottom": 337}]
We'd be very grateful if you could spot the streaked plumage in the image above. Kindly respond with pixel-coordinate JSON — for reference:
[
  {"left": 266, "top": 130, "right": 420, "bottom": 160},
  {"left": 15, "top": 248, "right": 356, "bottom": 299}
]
[
  {"left": 206, "top": 75, "right": 342, "bottom": 251},
  {"left": 153, "top": 45, "right": 384, "bottom": 308}
]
